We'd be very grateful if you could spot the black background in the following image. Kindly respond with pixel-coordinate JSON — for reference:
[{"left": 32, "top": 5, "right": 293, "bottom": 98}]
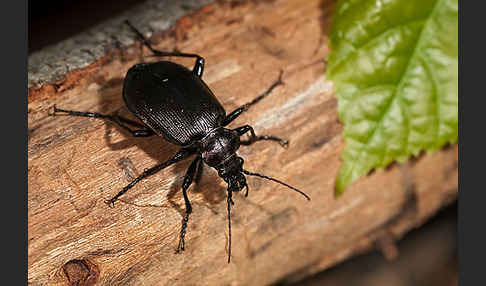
[{"left": 29, "top": 0, "right": 143, "bottom": 53}]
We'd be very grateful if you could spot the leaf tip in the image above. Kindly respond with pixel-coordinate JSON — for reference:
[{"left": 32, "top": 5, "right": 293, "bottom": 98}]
[
  {"left": 334, "top": 186, "right": 345, "bottom": 198},
  {"left": 334, "top": 176, "right": 348, "bottom": 198}
]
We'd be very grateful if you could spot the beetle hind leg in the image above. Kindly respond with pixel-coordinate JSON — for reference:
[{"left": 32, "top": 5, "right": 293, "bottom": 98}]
[
  {"left": 124, "top": 20, "right": 205, "bottom": 77},
  {"left": 50, "top": 105, "right": 155, "bottom": 137}
]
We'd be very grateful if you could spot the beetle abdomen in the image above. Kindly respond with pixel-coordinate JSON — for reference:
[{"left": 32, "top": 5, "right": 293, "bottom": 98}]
[{"left": 123, "top": 61, "right": 226, "bottom": 146}]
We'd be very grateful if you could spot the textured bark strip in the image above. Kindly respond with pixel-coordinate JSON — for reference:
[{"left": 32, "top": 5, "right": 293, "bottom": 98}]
[{"left": 28, "top": 0, "right": 457, "bottom": 285}]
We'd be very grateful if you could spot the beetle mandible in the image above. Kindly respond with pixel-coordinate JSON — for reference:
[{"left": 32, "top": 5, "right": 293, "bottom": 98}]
[{"left": 51, "top": 20, "right": 310, "bottom": 263}]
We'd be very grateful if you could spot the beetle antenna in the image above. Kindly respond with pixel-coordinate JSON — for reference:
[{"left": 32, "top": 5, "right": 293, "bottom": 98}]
[
  {"left": 242, "top": 170, "right": 310, "bottom": 200},
  {"left": 226, "top": 188, "right": 235, "bottom": 264}
]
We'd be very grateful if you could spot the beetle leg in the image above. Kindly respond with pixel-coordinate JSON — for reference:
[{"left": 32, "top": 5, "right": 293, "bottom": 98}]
[
  {"left": 105, "top": 148, "right": 194, "bottom": 207},
  {"left": 194, "top": 157, "right": 204, "bottom": 185},
  {"left": 234, "top": 125, "right": 288, "bottom": 148},
  {"left": 226, "top": 187, "right": 234, "bottom": 264},
  {"left": 51, "top": 105, "right": 155, "bottom": 137},
  {"left": 178, "top": 156, "right": 201, "bottom": 253},
  {"left": 222, "top": 70, "right": 284, "bottom": 126},
  {"left": 124, "top": 20, "right": 205, "bottom": 77}
]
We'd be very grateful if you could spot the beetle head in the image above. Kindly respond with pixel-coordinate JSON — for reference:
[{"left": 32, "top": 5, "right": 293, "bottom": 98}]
[{"left": 217, "top": 156, "right": 248, "bottom": 193}]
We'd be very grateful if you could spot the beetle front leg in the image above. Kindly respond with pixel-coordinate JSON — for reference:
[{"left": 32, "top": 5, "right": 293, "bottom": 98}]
[
  {"left": 51, "top": 105, "right": 155, "bottom": 137},
  {"left": 222, "top": 70, "right": 283, "bottom": 126},
  {"left": 234, "top": 125, "right": 288, "bottom": 148},
  {"left": 177, "top": 156, "right": 201, "bottom": 252}
]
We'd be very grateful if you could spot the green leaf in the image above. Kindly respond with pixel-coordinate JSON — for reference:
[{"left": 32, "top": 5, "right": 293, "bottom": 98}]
[{"left": 327, "top": 0, "right": 458, "bottom": 195}]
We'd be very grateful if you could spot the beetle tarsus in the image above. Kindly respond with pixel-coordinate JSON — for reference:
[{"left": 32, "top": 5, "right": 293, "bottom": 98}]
[
  {"left": 279, "top": 139, "right": 289, "bottom": 148},
  {"left": 104, "top": 199, "right": 116, "bottom": 208},
  {"left": 176, "top": 157, "right": 199, "bottom": 254},
  {"left": 177, "top": 214, "right": 190, "bottom": 253},
  {"left": 48, "top": 105, "right": 58, "bottom": 116}
]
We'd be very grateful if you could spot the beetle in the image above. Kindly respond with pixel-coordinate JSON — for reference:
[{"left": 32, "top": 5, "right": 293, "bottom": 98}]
[{"left": 51, "top": 20, "right": 310, "bottom": 263}]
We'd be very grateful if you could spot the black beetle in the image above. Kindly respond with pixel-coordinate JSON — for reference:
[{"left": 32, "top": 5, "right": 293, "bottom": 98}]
[{"left": 51, "top": 20, "right": 310, "bottom": 263}]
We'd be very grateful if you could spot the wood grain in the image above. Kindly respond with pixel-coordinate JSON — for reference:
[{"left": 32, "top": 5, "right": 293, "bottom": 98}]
[{"left": 28, "top": 0, "right": 458, "bottom": 285}]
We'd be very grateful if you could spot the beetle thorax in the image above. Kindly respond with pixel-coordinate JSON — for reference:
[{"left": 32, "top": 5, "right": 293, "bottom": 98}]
[{"left": 198, "top": 128, "right": 240, "bottom": 168}]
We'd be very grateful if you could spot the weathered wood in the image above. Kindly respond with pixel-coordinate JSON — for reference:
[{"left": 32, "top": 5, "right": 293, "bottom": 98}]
[{"left": 28, "top": 0, "right": 458, "bottom": 285}]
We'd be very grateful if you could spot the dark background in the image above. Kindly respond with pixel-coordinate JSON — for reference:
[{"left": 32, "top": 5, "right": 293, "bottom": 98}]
[{"left": 29, "top": 0, "right": 143, "bottom": 53}]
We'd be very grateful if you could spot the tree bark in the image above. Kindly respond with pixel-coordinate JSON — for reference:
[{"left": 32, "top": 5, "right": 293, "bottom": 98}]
[{"left": 28, "top": 0, "right": 458, "bottom": 285}]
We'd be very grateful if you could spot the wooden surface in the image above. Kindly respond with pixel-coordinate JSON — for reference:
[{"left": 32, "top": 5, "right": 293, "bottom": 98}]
[{"left": 28, "top": 0, "right": 458, "bottom": 285}]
